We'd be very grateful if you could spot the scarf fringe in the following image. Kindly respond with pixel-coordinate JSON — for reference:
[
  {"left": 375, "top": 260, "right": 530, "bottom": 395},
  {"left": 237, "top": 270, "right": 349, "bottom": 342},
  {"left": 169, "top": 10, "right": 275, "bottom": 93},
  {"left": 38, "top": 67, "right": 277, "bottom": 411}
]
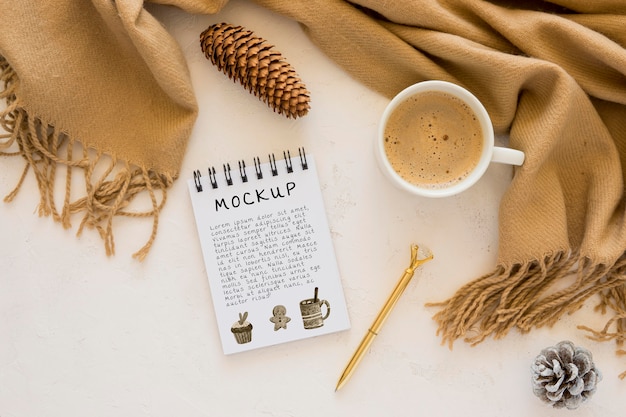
[
  {"left": 428, "top": 251, "right": 626, "bottom": 378},
  {"left": 1, "top": 58, "right": 169, "bottom": 261}
]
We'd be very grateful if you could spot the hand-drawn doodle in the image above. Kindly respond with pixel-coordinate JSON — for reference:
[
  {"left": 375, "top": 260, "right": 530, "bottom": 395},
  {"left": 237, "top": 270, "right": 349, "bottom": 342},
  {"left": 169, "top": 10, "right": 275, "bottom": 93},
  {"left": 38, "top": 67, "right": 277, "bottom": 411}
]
[
  {"left": 269, "top": 305, "right": 291, "bottom": 331},
  {"left": 231, "top": 312, "right": 253, "bottom": 344},
  {"left": 299, "top": 287, "right": 331, "bottom": 329}
]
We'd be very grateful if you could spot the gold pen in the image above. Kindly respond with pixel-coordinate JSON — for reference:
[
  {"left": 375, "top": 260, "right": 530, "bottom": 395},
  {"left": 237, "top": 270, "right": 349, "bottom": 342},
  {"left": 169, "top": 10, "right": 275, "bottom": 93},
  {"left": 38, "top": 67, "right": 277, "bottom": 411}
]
[{"left": 335, "top": 244, "right": 433, "bottom": 391}]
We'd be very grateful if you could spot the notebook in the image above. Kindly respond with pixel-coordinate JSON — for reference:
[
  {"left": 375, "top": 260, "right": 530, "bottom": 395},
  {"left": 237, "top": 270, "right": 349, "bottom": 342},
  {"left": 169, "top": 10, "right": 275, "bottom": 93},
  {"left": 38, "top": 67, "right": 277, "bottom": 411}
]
[{"left": 188, "top": 148, "right": 350, "bottom": 354}]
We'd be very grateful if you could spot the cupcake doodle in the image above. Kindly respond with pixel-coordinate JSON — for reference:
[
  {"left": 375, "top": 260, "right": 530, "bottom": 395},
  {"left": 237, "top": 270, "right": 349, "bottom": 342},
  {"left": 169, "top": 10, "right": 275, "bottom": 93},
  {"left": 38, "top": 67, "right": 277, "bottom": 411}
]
[{"left": 231, "top": 312, "right": 253, "bottom": 344}]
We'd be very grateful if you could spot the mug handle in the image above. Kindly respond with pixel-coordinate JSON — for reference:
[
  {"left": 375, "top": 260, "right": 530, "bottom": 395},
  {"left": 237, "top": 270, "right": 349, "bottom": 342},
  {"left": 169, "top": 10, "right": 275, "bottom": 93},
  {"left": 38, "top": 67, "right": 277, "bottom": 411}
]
[
  {"left": 320, "top": 300, "right": 331, "bottom": 321},
  {"left": 492, "top": 146, "right": 525, "bottom": 166}
]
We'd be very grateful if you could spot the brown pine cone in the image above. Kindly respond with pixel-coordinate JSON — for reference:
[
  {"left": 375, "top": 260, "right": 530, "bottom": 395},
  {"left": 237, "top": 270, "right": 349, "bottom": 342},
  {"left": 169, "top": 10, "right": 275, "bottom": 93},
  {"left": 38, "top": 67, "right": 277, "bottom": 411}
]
[{"left": 200, "top": 23, "right": 311, "bottom": 119}]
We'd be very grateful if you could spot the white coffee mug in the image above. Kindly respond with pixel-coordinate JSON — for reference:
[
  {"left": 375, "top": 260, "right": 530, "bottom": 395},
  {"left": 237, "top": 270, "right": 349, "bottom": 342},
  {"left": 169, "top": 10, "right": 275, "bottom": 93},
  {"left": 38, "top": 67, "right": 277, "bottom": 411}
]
[{"left": 376, "top": 80, "right": 524, "bottom": 198}]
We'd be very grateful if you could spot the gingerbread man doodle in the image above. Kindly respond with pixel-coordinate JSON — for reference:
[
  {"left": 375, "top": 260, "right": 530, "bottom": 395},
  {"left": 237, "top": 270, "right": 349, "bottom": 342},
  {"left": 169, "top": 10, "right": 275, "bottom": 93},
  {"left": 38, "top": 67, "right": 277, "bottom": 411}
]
[{"left": 269, "top": 305, "right": 291, "bottom": 331}]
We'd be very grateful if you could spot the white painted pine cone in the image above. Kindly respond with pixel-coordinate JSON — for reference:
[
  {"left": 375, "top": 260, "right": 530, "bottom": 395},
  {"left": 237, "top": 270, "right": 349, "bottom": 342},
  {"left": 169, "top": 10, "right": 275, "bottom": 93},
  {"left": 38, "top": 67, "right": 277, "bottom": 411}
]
[{"left": 531, "top": 340, "right": 601, "bottom": 409}]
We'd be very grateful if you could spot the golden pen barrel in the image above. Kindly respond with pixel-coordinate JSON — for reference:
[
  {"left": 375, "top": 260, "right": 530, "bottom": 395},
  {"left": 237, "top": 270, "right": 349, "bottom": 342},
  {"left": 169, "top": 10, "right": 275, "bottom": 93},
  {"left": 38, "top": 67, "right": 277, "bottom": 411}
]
[
  {"left": 335, "top": 244, "right": 433, "bottom": 391},
  {"left": 335, "top": 329, "right": 377, "bottom": 391},
  {"left": 369, "top": 269, "right": 415, "bottom": 333}
]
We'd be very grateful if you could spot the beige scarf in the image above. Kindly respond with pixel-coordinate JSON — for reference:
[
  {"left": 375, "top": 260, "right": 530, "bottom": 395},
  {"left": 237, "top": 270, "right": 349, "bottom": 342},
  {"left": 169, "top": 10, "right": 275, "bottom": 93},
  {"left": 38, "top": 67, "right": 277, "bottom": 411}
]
[
  {"left": 2, "top": 0, "right": 625, "bottom": 369},
  {"left": 225, "top": 0, "right": 626, "bottom": 369},
  {"left": 0, "top": 0, "right": 211, "bottom": 260}
]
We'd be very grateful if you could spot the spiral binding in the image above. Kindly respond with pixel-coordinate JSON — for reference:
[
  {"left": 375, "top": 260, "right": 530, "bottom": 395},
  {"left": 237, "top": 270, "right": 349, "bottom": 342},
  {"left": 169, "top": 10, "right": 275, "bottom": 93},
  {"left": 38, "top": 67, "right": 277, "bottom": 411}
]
[{"left": 193, "top": 147, "right": 309, "bottom": 192}]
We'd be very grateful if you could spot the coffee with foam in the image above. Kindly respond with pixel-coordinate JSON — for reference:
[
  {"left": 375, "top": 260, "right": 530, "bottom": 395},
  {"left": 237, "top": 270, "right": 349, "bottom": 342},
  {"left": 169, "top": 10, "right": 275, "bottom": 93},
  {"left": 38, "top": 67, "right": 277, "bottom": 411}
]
[{"left": 383, "top": 90, "right": 483, "bottom": 189}]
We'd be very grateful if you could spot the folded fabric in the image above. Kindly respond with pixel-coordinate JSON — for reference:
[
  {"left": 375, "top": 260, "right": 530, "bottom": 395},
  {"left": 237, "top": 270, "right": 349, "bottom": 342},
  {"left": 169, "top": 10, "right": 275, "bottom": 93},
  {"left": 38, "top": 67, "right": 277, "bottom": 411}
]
[
  {"left": 2, "top": 0, "right": 625, "bottom": 373},
  {"left": 0, "top": 0, "right": 206, "bottom": 260},
  {"left": 229, "top": 0, "right": 626, "bottom": 372}
]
